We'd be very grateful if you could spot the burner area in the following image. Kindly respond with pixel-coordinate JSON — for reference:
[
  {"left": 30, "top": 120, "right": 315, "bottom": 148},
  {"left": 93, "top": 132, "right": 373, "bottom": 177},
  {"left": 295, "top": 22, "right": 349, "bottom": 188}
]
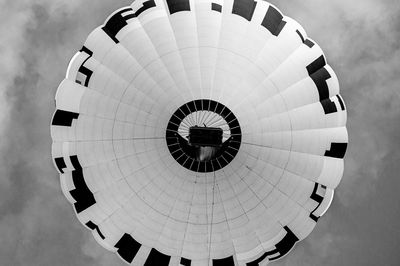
[
  {"left": 188, "top": 126, "right": 223, "bottom": 147},
  {"left": 166, "top": 99, "right": 241, "bottom": 173}
]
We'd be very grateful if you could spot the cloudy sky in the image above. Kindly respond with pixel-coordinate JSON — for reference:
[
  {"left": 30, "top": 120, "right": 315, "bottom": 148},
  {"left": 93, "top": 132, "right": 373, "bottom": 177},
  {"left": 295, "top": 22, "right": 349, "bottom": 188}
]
[{"left": 0, "top": 0, "right": 399, "bottom": 265}]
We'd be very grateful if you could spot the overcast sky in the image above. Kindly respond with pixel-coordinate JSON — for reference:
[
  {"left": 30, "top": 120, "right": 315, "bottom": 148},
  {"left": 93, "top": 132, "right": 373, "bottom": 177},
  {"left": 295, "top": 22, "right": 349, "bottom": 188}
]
[{"left": 0, "top": 0, "right": 399, "bottom": 265}]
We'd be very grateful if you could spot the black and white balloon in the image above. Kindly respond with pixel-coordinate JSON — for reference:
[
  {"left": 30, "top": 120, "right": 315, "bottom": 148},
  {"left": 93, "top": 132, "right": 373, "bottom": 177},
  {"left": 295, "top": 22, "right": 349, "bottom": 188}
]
[{"left": 51, "top": 1, "right": 348, "bottom": 265}]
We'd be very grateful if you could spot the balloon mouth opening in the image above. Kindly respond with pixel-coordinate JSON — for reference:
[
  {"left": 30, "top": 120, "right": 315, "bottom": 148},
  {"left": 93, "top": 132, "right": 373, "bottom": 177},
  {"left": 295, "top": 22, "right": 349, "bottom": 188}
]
[{"left": 166, "top": 99, "right": 241, "bottom": 172}]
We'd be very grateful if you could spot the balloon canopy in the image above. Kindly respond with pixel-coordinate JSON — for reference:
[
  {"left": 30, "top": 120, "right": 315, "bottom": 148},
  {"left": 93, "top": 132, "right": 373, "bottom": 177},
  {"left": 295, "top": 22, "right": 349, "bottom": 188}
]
[{"left": 51, "top": 0, "right": 348, "bottom": 265}]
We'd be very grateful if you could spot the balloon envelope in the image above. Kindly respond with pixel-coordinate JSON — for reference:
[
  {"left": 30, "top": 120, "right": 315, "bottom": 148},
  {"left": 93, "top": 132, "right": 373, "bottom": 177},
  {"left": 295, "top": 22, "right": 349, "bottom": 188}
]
[{"left": 51, "top": 0, "right": 348, "bottom": 265}]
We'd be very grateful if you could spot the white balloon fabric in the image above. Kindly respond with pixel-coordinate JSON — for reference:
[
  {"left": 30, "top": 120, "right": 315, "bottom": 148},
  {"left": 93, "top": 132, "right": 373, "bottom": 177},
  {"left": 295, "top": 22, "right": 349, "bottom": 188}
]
[{"left": 51, "top": 0, "right": 348, "bottom": 265}]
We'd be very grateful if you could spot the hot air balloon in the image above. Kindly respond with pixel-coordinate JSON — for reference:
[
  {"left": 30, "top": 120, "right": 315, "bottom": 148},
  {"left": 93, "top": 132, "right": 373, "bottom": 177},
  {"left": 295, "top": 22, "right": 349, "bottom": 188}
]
[{"left": 51, "top": 0, "right": 348, "bottom": 265}]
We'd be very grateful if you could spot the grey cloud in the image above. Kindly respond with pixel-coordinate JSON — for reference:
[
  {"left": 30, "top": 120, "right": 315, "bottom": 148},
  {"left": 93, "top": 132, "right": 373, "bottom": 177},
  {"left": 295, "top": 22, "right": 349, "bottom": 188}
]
[{"left": 0, "top": 1, "right": 399, "bottom": 265}]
